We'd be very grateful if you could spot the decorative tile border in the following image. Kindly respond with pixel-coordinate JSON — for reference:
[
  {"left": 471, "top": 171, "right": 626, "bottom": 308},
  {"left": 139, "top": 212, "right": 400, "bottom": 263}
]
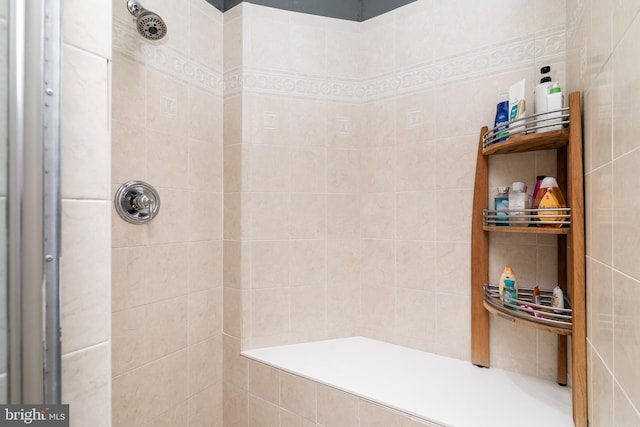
[
  {"left": 112, "top": 19, "right": 224, "bottom": 96},
  {"left": 224, "top": 27, "right": 566, "bottom": 102}
]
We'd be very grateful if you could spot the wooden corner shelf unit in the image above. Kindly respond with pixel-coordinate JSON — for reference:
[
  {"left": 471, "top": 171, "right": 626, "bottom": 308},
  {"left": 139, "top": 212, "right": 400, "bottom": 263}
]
[{"left": 471, "top": 92, "right": 586, "bottom": 427}]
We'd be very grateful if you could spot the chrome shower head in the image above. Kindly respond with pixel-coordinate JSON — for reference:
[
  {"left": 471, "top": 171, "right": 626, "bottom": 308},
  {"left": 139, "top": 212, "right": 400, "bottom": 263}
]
[{"left": 127, "top": 0, "right": 167, "bottom": 41}]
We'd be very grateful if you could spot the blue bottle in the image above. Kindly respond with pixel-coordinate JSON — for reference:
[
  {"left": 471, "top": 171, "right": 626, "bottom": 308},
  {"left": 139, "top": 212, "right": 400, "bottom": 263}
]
[{"left": 494, "top": 90, "right": 509, "bottom": 142}]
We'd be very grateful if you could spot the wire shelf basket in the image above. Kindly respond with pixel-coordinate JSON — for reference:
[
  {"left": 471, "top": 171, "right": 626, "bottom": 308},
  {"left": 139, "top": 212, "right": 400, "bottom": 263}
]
[
  {"left": 483, "top": 207, "right": 571, "bottom": 228},
  {"left": 483, "top": 283, "right": 572, "bottom": 331},
  {"left": 483, "top": 107, "right": 570, "bottom": 149}
]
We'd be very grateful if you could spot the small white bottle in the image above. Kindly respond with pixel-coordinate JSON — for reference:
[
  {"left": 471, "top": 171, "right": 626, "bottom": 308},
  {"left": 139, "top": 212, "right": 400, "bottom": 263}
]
[
  {"left": 509, "top": 182, "right": 529, "bottom": 227},
  {"left": 546, "top": 83, "right": 564, "bottom": 131}
]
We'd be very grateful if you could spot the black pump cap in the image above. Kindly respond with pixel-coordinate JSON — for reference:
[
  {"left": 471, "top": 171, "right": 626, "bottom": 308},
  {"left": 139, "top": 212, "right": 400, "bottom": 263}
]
[
  {"left": 540, "top": 76, "right": 552, "bottom": 83},
  {"left": 541, "top": 65, "right": 551, "bottom": 74}
]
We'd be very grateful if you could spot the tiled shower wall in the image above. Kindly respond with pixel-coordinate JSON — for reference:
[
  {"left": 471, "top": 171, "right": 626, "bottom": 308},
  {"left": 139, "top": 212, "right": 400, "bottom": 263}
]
[
  {"left": 567, "top": 0, "right": 640, "bottom": 424},
  {"left": 110, "top": 0, "right": 224, "bottom": 426},
  {"left": 61, "top": 0, "right": 112, "bottom": 425},
  {"left": 223, "top": 0, "right": 568, "bottom": 424}
]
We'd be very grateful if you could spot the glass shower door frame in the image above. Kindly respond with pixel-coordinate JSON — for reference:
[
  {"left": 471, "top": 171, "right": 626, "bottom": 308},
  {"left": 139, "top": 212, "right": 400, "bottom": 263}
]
[{"left": 7, "top": 0, "right": 61, "bottom": 404}]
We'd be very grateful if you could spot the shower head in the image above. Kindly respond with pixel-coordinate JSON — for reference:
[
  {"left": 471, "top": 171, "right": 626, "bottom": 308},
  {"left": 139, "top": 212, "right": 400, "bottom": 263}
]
[{"left": 127, "top": 0, "right": 167, "bottom": 41}]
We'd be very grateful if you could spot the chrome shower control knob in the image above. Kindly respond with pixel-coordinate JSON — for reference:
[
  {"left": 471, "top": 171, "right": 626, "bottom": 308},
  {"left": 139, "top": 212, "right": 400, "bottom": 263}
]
[{"left": 114, "top": 181, "right": 160, "bottom": 225}]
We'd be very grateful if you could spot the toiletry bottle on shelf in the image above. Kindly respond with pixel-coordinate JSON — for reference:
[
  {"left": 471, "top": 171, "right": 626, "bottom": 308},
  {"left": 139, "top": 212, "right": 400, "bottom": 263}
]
[
  {"left": 531, "top": 176, "right": 545, "bottom": 208},
  {"left": 535, "top": 66, "right": 552, "bottom": 114},
  {"left": 534, "top": 66, "right": 553, "bottom": 133},
  {"left": 502, "top": 279, "right": 518, "bottom": 310},
  {"left": 546, "top": 83, "right": 564, "bottom": 131},
  {"left": 552, "top": 286, "right": 565, "bottom": 311},
  {"left": 494, "top": 186, "right": 509, "bottom": 226},
  {"left": 509, "top": 79, "right": 527, "bottom": 134},
  {"left": 494, "top": 90, "right": 509, "bottom": 142},
  {"left": 536, "top": 177, "right": 567, "bottom": 228},
  {"left": 508, "top": 182, "right": 529, "bottom": 227},
  {"left": 498, "top": 265, "right": 517, "bottom": 297}
]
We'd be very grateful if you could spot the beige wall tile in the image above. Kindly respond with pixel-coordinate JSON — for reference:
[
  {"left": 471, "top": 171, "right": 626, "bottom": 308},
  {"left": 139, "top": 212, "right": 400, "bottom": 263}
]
[
  {"left": 361, "top": 193, "right": 395, "bottom": 239},
  {"left": 395, "top": 142, "right": 436, "bottom": 191},
  {"left": 327, "top": 239, "right": 360, "bottom": 286},
  {"left": 360, "top": 147, "right": 395, "bottom": 193},
  {"left": 317, "top": 384, "right": 359, "bottom": 427},
  {"left": 327, "top": 194, "right": 360, "bottom": 238},
  {"left": 62, "top": 343, "right": 110, "bottom": 427},
  {"left": 223, "top": 381, "right": 249, "bottom": 427},
  {"left": 280, "top": 372, "right": 316, "bottom": 421},
  {"left": 223, "top": 335, "right": 248, "bottom": 390},
  {"left": 359, "top": 399, "right": 412, "bottom": 427},
  {"left": 435, "top": 294, "right": 470, "bottom": 360},
  {"left": 224, "top": 144, "right": 249, "bottom": 193},
  {"left": 360, "top": 239, "right": 395, "bottom": 288},
  {"left": 147, "top": 350, "right": 189, "bottom": 416},
  {"left": 63, "top": 0, "right": 111, "bottom": 58},
  {"left": 395, "top": 91, "right": 436, "bottom": 144},
  {"left": 111, "top": 120, "right": 146, "bottom": 185},
  {"left": 250, "top": 144, "right": 290, "bottom": 191},
  {"left": 290, "top": 286, "right": 326, "bottom": 339},
  {"left": 435, "top": 136, "right": 477, "bottom": 190},
  {"left": 251, "top": 288, "right": 290, "bottom": 338},
  {"left": 189, "top": 337, "right": 220, "bottom": 395},
  {"left": 613, "top": 149, "right": 640, "bottom": 278},
  {"left": 590, "top": 347, "right": 614, "bottom": 427},
  {"left": 147, "top": 188, "right": 191, "bottom": 244},
  {"left": 326, "top": 27, "right": 361, "bottom": 80},
  {"left": 289, "top": 98, "right": 327, "bottom": 146},
  {"left": 190, "top": 0, "right": 223, "bottom": 71},
  {"left": 614, "top": 382, "right": 640, "bottom": 426},
  {"left": 435, "top": 189, "right": 472, "bottom": 242},
  {"left": 587, "top": 259, "right": 613, "bottom": 367},
  {"left": 326, "top": 283, "right": 361, "bottom": 338},
  {"left": 146, "top": 128, "right": 189, "bottom": 189},
  {"left": 251, "top": 193, "right": 289, "bottom": 239},
  {"left": 188, "top": 191, "right": 223, "bottom": 241},
  {"left": 289, "top": 240, "right": 327, "bottom": 286},
  {"left": 112, "top": 307, "right": 145, "bottom": 376},
  {"left": 189, "top": 240, "right": 223, "bottom": 292},
  {"left": 112, "top": 246, "right": 148, "bottom": 312},
  {"left": 396, "top": 192, "right": 436, "bottom": 241},
  {"left": 289, "top": 194, "right": 326, "bottom": 238},
  {"left": 189, "top": 139, "right": 224, "bottom": 192},
  {"left": 61, "top": 200, "right": 110, "bottom": 354},
  {"left": 249, "top": 395, "right": 281, "bottom": 427},
  {"left": 188, "top": 86, "right": 222, "bottom": 143},
  {"left": 249, "top": 360, "right": 280, "bottom": 405},
  {"left": 396, "top": 288, "right": 436, "bottom": 345},
  {"left": 224, "top": 287, "right": 243, "bottom": 338},
  {"left": 436, "top": 243, "right": 470, "bottom": 296},
  {"left": 251, "top": 240, "right": 290, "bottom": 288},
  {"left": 328, "top": 148, "right": 360, "bottom": 193},
  {"left": 144, "top": 297, "right": 188, "bottom": 362},
  {"left": 112, "top": 366, "right": 150, "bottom": 427},
  {"left": 396, "top": 240, "right": 436, "bottom": 290},
  {"left": 291, "top": 146, "right": 326, "bottom": 193},
  {"left": 62, "top": 46, "right": 110, "bottom": 200},
  {"left": 146, "top": 69, "right": 189, "bottom": 136},
  {"left": 145, "top": 243, "right": 189, "bottom": 303},
  {"left": 613, "top": 272, "right": 640, "bottom": 409},
  {"left": 326, "top": 102, "right": 362, "bottom": 149},
  {"left": 245, "top": 94, "right": 292, "bottom": 145},
  {"left": 189, "top": 288, "right": 223, "bottom": 345},
  {"left": 361, "top": 286, "right": 395, "bottom": 340}
]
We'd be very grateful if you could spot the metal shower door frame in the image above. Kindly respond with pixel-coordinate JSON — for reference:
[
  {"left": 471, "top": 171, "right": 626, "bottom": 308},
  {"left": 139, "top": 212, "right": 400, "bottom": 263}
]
[{"left": 8, "top": 0, "right": 62, "bottom": 404}]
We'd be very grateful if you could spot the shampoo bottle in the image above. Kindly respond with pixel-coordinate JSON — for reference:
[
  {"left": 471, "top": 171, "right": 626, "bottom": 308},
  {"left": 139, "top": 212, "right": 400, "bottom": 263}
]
[
  {"left": 536, "top": 177, "right": 567, "bottom": 228},
  {"left": 494, "top": 186, "right": 510, "bottom": 225},
  {"left": 546, "top": 83, "right": 564, "bottom": 131},
  {"left": 494, "top": 90, "right": 510, "bottom": 143},
  {"left": 534, "top": 66, "right": 552, "bottom": 116},
  {"left": 508, "top": 79, "right": 527, "bottom": 134},
  {"left": 498, "top": 265, "right": 517, "bottom": 297}
]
